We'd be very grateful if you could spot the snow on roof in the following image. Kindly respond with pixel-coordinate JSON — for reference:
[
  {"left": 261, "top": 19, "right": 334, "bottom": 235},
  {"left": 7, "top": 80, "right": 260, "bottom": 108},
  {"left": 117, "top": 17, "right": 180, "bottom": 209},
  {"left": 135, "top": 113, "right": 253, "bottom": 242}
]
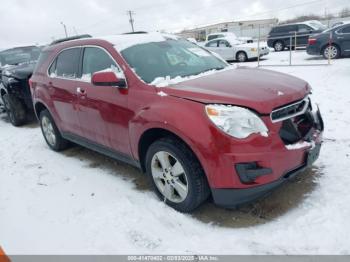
[{"left": 99, "top": 32, "right": 179, "bottom": 52}]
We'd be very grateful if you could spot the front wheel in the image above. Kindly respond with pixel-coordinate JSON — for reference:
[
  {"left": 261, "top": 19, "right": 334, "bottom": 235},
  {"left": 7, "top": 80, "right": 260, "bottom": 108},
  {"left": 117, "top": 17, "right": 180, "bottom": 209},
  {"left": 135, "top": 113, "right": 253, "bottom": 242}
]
[
  {"left": 2, "top": 93, "right": 26, "bottom": 126},
  {"left": 145, "top": 137, "right": 210, "bottom": 213},
  {"left": 323, "top": 45, "right": 340, "bottom": 59},
  {"left": 39, "top": 109, "right": 69, "bottom": 151}
]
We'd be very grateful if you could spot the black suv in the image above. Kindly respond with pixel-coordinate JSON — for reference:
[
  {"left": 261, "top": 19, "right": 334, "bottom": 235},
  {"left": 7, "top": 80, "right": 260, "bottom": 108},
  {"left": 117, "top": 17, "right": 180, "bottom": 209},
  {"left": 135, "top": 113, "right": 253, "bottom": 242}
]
[
  {"left": 307, "top": 23, "right": 350, "bottom": 59},
  {"left": 0, "top": 46, "right": 41, "bottom": 126},
  {"left": 267, "top": 21, "right": 326, "bottom": 51}
]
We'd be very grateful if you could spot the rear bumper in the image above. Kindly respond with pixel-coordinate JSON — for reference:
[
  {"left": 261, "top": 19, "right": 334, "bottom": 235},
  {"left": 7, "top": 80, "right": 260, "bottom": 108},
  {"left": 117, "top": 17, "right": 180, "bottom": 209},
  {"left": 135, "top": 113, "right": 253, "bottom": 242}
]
[{"left": 306, "top": 45, "right": 321, "bottom": 55}]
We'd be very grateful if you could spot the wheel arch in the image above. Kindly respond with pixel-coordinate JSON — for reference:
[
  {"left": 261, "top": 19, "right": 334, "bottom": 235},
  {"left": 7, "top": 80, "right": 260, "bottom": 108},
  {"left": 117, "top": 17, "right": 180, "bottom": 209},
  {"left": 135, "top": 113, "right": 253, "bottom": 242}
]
[
  {"left": 137, "top": 127, "right": 206, "bottom": 178},
  {"left": 236, "top": 50, "right": 248, "bottom": 61},
  {"left": 321, "top": 42, "right": 341, "bottom": 55}
]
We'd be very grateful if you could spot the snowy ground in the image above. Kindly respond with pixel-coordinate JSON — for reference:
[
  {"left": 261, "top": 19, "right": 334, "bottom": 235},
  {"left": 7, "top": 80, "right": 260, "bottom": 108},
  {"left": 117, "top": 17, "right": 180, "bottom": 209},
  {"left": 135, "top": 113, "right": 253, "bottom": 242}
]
[{"left": 1, "top": 51, "right": 350, "bottom": 255}]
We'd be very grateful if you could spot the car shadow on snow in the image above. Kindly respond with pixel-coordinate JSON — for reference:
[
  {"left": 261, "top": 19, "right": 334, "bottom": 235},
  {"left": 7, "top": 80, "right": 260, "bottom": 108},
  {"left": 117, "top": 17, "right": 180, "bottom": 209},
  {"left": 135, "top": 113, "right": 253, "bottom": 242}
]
[
  {"left": 62, "top": 143, "right": 323, "bottom": 228},
  {"left": 192, "top": 166, "right": 323, "bottom": 228}
]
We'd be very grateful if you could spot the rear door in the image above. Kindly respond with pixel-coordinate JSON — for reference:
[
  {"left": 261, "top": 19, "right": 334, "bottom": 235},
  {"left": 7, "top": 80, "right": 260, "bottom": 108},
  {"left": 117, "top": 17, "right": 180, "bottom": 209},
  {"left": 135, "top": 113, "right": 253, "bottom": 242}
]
[
  {"left": 337, "top": 25, "right": 350, "bottom": 55},
  {"left": 75, "top": 46, "right": 131, "bottom": 155},
  {"left": 48, "top": 47, "right": 83, "bottom": 136},
  {"left": 297, "top": 24, "right": 314, "bottom": 46}
]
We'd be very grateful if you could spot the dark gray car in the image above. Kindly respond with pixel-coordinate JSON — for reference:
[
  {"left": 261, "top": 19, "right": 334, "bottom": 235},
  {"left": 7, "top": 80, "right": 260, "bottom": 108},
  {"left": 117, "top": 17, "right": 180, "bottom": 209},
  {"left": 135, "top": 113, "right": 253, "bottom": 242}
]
[
  {"left": 267, "top": 21, "right": 326, "bottom": 52},
  {"left": 307, "top": 23, "right": 350, "bottom": 59}
]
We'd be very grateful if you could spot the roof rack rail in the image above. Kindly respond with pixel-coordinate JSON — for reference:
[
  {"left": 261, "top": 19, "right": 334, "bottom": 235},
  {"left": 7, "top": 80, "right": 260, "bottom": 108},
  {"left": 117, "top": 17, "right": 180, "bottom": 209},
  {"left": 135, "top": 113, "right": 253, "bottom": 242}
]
[
  {"left": 123, "top": 31, "right": 148, "bottom": 35},
  {"left": 50, "top": 34, "right": 92, "bottom": 46}
]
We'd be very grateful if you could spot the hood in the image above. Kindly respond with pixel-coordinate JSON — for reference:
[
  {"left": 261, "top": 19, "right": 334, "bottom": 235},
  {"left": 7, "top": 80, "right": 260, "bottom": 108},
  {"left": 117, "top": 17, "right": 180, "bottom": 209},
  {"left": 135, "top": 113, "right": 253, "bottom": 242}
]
[
  {"left": 0, "top": 61, "right": 36, "bottom": 80},
  {"left": 163, "top": 67, "right": 310, "bottom": 114}
]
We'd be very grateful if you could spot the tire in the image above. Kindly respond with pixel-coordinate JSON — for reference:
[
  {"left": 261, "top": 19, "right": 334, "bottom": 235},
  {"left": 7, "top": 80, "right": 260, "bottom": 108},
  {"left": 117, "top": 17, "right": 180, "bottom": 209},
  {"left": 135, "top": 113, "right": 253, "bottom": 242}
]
[
  {"left": 2, "top": 93, "right": 26, "bottom": 126},
  {"left": 274, "top": 41, "right": 285, "bottom": 52},
  {"left": 236, "top": 51, "right": 248, "bottom": 62},
  {"left": 323, "top": 45, "right": 340, "bottom": 60},
  {"left": 145, "top": 137, "right": 210, "bottom": 213},
  {"left": 39, "top": 109, "right": 69, "bottom": 151}
]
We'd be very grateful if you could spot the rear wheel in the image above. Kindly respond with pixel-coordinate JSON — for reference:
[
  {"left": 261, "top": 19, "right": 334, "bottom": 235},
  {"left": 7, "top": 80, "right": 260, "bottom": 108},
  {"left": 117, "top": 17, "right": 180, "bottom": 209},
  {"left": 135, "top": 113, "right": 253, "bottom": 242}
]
[
  {"left": 323, "top": 45, "right": 340, "bottom": 59},
  {"left": 145, "top": 137, "right": 210, "bottom": 213},
  {"left": 274, "top": 41, "right": 285, "bottom": 52},
  {"left": 236, "top": 51, "right": 248, "bottom": 62},
  {"left": 2, "top": 93, "right": 26, "bottom": 126},
  {"left": 39, "top": 109, "right": 69, "bottom": 151}
]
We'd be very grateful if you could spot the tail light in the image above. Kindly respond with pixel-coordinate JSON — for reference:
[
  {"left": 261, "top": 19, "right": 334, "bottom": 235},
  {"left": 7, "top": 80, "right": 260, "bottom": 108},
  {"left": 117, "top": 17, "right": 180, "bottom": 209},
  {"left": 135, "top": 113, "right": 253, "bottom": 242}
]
[
  {"left": 28, "top": 78, "right": 33, "bottom": 88},
  {"left": 308, "top": 38, "right": 317, "bottom": 45}
]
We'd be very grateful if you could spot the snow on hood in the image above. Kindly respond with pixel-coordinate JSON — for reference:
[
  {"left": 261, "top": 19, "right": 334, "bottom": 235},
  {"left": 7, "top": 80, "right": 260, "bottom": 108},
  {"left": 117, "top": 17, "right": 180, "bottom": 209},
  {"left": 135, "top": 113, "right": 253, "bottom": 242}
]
[
  {"left": 151, "top": 65, "right": 237, "bottom": 88},
  {"left": 100, "top": 32, "right": 179, "bottom": 52}
]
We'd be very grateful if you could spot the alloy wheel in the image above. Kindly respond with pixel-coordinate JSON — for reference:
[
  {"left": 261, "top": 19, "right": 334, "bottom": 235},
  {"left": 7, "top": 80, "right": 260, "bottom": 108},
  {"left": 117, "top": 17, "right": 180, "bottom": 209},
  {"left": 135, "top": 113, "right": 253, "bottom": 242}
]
[
  {"left": 41, "top": 116, "right": 57, "bottom": 146},
  {"left": 151, "top": 151, "right": 189, "bottom": 203},
  {"left": 324, "top": 46, "right": 338, "bottom": 59}
]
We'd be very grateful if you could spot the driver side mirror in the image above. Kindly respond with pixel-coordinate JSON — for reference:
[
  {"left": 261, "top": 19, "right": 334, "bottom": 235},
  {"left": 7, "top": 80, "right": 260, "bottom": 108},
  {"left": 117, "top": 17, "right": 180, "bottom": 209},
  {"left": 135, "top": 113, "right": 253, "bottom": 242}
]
[{"left": 91, "top": 71, "right": 126, "bottom": 88}]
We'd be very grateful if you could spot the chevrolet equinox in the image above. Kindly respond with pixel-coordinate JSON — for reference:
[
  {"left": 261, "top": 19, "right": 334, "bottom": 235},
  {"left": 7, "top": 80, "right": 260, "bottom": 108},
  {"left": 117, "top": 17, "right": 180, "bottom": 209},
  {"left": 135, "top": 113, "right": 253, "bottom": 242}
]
[{"left": 30, "top": 33, "right": 324, "bottom": 212}]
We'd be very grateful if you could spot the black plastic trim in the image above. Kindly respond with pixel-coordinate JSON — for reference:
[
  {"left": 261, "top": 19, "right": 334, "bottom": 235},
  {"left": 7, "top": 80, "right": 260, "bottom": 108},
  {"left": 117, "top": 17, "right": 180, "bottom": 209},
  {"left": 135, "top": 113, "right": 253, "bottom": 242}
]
[{"left": 62, "top": 132, "right": 141, "bottom": 169}]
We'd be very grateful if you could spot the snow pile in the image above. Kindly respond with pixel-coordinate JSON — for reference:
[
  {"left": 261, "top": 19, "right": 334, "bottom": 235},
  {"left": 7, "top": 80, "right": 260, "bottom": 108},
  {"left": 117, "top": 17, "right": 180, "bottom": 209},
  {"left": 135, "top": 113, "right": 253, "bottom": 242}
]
[{"left": 286, "top": 141, "right": 314, "bottom": 151}]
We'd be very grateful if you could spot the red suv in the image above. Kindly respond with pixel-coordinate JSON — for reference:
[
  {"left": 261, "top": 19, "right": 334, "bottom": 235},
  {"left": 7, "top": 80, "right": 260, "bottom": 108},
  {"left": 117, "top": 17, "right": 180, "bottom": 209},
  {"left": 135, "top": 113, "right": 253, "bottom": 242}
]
[{"left": 30, "top": 33, "right": 324, "bottom": 212}]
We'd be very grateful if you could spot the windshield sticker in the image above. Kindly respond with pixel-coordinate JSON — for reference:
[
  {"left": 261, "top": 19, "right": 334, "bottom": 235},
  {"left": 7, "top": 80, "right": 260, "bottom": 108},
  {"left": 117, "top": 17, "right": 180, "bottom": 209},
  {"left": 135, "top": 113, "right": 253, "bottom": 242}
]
[{"left": 187, "top": 48, "right": 211, "bottom": 57}]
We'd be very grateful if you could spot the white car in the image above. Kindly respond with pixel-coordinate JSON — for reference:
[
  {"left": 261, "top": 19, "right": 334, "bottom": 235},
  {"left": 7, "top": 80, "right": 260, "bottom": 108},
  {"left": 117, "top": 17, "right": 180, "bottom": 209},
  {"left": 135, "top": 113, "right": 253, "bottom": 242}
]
[
  {"left": 204, "top": 37, "right": 269, "bottom": 62},
  {"left": 206, "top": 32, "right": 253, "bottom": 43}
]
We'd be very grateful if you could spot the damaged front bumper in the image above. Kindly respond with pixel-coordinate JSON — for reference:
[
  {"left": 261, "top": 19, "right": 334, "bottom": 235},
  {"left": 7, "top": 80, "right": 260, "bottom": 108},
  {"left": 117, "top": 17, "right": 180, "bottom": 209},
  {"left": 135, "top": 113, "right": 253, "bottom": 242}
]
[{"left": 212, "top": 105, "right": 324, "bottom": 208}]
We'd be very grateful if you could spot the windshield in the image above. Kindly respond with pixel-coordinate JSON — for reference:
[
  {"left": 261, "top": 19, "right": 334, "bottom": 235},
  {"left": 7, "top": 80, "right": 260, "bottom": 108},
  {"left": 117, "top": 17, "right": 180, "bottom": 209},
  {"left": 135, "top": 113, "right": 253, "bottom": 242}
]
[
  {"left": 121, "top": 39, "right": 228, "bottom": 84},
  {"left": 0, "top": 46, "right": 41, "bottom": 66}
]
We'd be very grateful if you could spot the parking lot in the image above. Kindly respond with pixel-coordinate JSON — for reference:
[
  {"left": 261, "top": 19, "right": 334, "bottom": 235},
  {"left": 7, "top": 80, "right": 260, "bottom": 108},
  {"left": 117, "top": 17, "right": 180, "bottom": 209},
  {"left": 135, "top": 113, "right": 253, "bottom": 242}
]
[{"left": 0, "top": 50, "right": 349, "bottom": 255}]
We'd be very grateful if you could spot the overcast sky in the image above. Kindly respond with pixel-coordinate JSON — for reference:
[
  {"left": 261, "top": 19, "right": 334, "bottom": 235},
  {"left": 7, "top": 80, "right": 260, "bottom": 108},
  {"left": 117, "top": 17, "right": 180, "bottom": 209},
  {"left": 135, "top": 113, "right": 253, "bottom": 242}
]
[{"left": 0, "top": 0, "right": 349, "bottom": 48}]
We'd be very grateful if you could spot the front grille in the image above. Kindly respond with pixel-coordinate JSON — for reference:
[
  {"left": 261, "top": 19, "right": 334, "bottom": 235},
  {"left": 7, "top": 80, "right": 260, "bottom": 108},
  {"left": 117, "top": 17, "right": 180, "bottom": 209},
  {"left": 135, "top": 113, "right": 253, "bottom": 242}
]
[{"left": 271, "top": 98, "right": 309, "bottom": 123}]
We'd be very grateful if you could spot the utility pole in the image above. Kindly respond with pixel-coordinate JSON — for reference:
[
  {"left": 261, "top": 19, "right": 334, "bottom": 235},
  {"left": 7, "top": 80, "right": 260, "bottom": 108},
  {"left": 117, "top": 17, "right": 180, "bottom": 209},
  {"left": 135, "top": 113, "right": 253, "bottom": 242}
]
[
  {"left": 127, "top": 11, "right": 135, "bottom": 32},
  {"left": 60, "top": 22, "right": 68, "bottom": 37}
]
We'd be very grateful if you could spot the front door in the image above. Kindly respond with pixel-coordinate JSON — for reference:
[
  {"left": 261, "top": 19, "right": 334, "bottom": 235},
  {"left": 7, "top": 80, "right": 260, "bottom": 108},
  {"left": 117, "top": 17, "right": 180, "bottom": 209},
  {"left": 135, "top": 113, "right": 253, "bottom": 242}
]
[{"left": 76, "top": 46, "right": 132, "bottom": 155}]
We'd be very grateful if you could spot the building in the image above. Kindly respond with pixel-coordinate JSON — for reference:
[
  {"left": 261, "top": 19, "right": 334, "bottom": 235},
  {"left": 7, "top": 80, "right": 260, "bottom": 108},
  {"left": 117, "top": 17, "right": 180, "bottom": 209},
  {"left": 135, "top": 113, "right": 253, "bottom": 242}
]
[{"left": 178, "top": 18, "right": 279, "bottom": 41}]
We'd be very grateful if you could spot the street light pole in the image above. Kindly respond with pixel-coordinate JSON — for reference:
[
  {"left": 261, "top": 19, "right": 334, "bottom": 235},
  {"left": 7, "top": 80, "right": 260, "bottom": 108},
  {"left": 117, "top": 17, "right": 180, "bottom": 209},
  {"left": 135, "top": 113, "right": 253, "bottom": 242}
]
[
  {"left": 127, "top": 11, "right": 135, "bottom": 32},
  {"left": 60, "top": 22, "right": 68, "bottom": 38}
]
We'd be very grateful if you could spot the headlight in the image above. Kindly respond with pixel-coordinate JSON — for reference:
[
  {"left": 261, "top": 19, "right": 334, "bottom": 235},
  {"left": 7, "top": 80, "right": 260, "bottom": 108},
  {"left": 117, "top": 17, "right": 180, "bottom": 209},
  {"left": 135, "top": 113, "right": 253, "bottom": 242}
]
[{"left": 205, "top": 105, "right": 269, "bottom": 139}]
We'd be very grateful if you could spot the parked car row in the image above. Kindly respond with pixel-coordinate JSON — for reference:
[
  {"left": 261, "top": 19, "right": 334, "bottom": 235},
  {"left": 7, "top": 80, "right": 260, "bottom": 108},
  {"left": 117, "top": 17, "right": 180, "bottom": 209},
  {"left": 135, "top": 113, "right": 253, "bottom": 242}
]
[
  {"left": 1, "top": 32, "right": 324, "bottom": 213},
  {"left": 266, "top": 20, "right": 350, "bottom": 59}
]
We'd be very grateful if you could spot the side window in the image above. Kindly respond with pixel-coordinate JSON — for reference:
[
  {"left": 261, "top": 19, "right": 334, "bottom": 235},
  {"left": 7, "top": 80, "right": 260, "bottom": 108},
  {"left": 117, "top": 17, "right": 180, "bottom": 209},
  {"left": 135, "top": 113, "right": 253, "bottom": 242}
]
[
  {"left": 82, "top": 47, "right": 118, "bottom": 81},
  {"left": 206, "top": 40, "right": 218, "bottom": 47},
  {"left": 55, "top": 48, "right": 81, "bottom": 79},
  {"left": 207, "top": 35, "right": 218, "bottom": 41},
  {"left": 298, "top": 24, "right": 312, "bottom": 33},
  {"left": 218, "top": 40, "right": 230, "bottom": 47},
  {"left": 285, "top": 25, "right": 297, "bottom": 33},
  {"left": 342, "top": 26, "right": 350, "bottom": 34}
]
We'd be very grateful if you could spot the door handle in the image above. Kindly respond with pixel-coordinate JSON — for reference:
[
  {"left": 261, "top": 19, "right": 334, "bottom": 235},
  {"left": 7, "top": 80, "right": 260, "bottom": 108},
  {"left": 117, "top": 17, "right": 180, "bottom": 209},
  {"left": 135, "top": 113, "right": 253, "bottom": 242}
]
[{"left": 76, "top": 87, "right": 86, "bottom": 95}]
